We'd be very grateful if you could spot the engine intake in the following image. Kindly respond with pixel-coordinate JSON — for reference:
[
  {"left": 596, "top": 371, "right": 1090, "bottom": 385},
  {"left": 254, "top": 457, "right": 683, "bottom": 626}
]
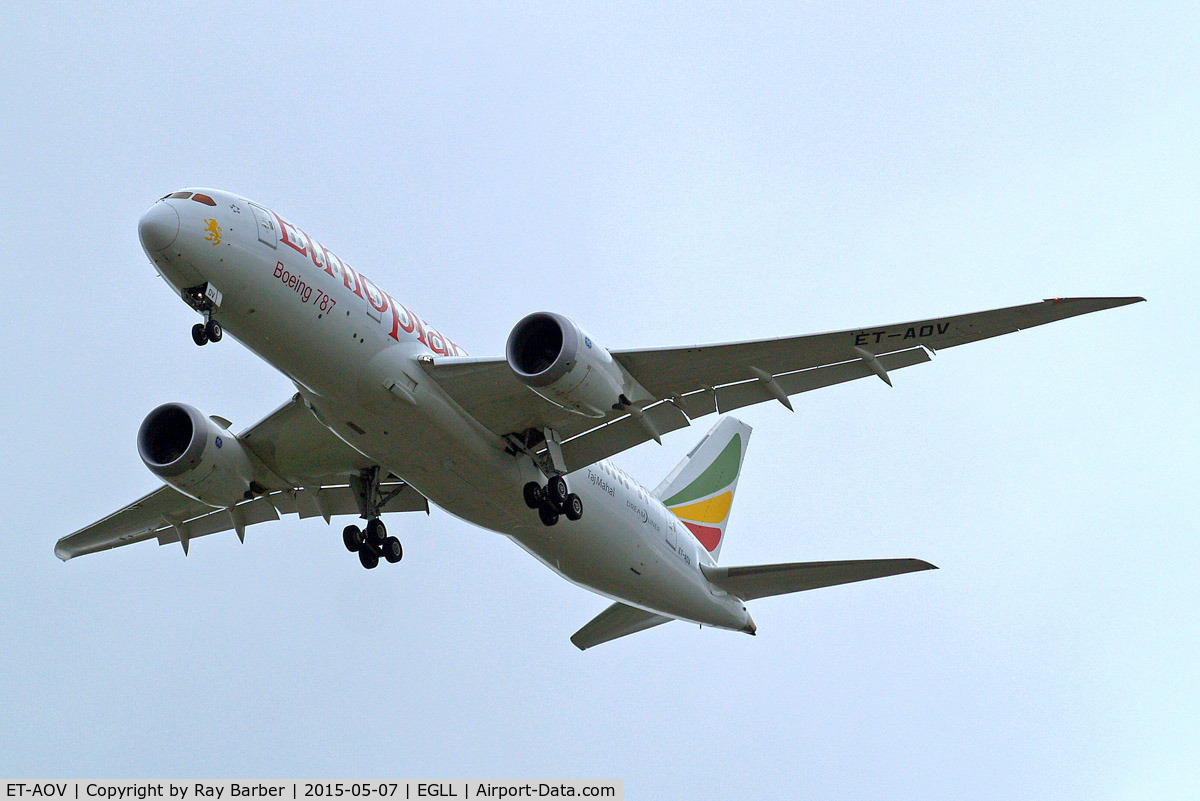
[
  {"left": 507, "top": 312, "right": 577, "bottom": 386},
  {"left": 506, "top": 312, "right": 642, "bottom": 417},
  {"left": 138, "top": 402, "right": 255, "bottom": 508}
]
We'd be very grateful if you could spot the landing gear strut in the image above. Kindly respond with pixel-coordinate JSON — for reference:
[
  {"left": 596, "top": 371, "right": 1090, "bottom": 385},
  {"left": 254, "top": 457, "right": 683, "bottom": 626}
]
[
  {"left": 523, "top": 478, "right": 583, "bottom": 527},
  {"left": 343, "top": 467, "right": 406, "bottom": 569},
  {"left": 505, "top": 427, "right": 584, "bottom": 527}
]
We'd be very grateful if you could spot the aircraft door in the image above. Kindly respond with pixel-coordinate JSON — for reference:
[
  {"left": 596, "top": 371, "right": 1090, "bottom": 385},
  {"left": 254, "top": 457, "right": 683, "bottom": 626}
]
[
  {"left": 248, "top": 203, "right": 279, "bottom": 248},
  {"left": 666, "top": 515, "right": 677, "bottom": 550}
]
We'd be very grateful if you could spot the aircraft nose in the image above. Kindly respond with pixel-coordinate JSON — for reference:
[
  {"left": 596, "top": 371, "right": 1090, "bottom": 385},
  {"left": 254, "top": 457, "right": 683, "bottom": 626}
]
[{"left": 138, "top": 202, "right": 179, "bottom": 252}]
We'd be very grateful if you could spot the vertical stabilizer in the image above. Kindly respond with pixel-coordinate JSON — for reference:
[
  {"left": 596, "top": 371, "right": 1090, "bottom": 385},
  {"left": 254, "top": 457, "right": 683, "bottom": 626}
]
[{"left": 652, "top": 417, "right": 751, "bottom": 561}]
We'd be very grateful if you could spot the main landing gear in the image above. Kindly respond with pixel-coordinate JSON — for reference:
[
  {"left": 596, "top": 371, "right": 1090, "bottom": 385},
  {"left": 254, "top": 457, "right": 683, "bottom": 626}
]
[
  {"left": 342, "top": 518, "right": 402, "bottom": 570},
  {"left": 523, "top": 475, "right": 583, "bottom": 527},
  {"left": 502, "top": 427, "right": 583, "bottom": 528},
  {"left": 343, "top": 466, "right": 406, "bottom": 569}
]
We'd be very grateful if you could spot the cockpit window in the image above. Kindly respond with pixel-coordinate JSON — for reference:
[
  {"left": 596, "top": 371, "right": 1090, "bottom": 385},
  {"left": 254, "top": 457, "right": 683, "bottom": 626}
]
[
  {"left": 191, "top": 193, "right": 216, "bottom": 206},
  {"left": 168, "top": 191, "right": 192, "bottom": 200}
]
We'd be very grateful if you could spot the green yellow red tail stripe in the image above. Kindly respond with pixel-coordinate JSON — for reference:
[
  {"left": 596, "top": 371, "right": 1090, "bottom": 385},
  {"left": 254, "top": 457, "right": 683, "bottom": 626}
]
[{"left": 663, "top": 433, "right": 743, "bottom": 554}]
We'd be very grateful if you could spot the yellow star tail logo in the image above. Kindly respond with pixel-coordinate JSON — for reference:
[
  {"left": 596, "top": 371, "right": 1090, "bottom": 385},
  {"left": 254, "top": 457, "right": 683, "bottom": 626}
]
[{"left": 203, "top": 218, "right": 222, "bottom": 245}]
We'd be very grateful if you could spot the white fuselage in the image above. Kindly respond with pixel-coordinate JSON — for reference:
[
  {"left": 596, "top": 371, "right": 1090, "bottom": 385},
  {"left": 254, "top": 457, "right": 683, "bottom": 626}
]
[{"left": 141, "top": 189, "right": 751, "bottom": 632}]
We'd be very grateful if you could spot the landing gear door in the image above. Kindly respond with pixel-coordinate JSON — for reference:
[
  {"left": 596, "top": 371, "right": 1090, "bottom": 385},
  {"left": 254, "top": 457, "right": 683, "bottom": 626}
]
[{"left": 249, "top": 203, "right": 278, "bottom": 249}]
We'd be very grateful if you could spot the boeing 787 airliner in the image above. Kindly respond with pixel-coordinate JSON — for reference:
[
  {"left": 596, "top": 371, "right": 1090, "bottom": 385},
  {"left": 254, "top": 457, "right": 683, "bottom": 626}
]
[{"left": 58, "top": 188, "right": 1143, "bottom": 649}]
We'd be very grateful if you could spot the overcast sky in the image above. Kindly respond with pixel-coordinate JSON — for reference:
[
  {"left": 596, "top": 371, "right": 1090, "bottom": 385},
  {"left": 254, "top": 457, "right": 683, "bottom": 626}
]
[{"left": 1, "top": 3, "right": 1196, "bottom": 798}]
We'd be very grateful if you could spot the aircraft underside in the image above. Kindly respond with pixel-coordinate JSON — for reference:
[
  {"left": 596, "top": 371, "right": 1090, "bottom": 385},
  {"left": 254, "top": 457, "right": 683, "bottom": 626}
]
[{"left": 56, "top": 186, "right": 1143, "bottom": 648}]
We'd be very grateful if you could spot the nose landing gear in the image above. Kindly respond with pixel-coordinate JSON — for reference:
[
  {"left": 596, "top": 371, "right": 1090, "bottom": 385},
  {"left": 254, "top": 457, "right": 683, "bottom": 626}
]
[
  {"left": 191, "top": 318, "right": 223, "bottom": 346},
  {"left": 523, "top": 478, "right": 583, "bottom": 527},
  {"left": 182, "top": 283, "right": 224, "bottom": 346}
]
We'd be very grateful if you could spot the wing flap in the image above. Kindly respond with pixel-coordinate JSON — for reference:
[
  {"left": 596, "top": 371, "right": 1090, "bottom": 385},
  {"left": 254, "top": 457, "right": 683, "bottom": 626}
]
[
  {"left": 560, "top": 403, "right": 692, "bottom": 471},
  {"left": 557, "top": 346, "right": 929, "bottom": 473},
  {"left": 712, "top": 346, "right": 930, "bottom": 414},
  {"left": 702, "top": 558, "right": 937, "bottom": 601},
  {"left": 570, "top": 601, "right": 674, "bottom": 650},
  {"left": 155, "top": 494, "right": 282, "bottom": 546}
]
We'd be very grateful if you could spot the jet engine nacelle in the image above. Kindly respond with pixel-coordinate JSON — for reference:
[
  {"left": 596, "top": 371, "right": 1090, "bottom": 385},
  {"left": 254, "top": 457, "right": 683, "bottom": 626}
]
[
  {"left": 137, "top": 402, "right": 255, "bottom": 508},
  {"left": 506, "top": 312, "right": 639, "bottom": 418}
]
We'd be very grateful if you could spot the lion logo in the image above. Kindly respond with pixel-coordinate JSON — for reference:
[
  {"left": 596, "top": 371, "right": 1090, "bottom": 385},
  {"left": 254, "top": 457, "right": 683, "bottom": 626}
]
[{"left": 203, "top": 219, "right": 222, "bottom": 246}]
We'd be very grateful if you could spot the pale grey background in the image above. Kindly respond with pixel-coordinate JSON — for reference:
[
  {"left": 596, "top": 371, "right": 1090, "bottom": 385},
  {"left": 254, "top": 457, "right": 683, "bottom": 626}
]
[{"left": 1, "top": 3, "right": 1195, "bottom": 798}]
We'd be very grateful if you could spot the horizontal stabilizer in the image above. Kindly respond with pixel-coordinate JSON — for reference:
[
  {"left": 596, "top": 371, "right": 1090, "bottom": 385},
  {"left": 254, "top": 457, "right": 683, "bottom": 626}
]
[
  {"left": 571, "top": 601, "right": 673, "bottom": 651},
  {"left": 702, "top": 558, "right": 936, "bottom": 601}
]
